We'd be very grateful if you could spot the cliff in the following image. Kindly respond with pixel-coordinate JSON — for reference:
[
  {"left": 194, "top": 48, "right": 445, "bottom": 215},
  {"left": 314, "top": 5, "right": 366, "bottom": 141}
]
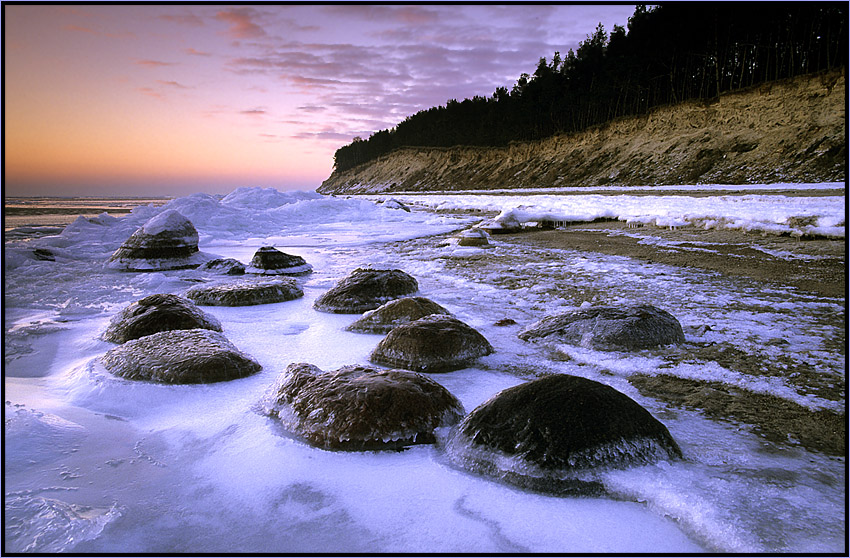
[{"left": 318, "top": 69, "right": 846, "bottom": 194}]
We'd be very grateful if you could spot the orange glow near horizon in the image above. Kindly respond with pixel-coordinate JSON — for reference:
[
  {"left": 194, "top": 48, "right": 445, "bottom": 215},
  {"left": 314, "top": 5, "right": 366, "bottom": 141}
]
[{"left": 3, "top": 4, "right": 636, "bottom": 197}]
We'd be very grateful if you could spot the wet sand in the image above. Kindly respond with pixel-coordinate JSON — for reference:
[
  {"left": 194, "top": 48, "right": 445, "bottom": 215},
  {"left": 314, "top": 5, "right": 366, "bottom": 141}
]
[
  {"left": 483, "top": 221, "right": 846, "bottom": 456},
  {"left": 499, "top": 221, "right": 846, "bottom": 298}
]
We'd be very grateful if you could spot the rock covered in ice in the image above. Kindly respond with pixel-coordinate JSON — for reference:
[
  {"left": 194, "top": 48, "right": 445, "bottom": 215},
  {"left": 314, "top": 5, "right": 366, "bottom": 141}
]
[
  {"left": 369, "top": 314, "right": 493, "bottom": 373},
  {"left": 456, "top": 228, "right": 492, "bottom": 247},
  {"left": 185, "top": 277, "right": 303, "bottom": 306},
  {"left": 518, "top": 304, "right": 686, "bottom": 351},
  {"left": 381, "top": 198, "right": 411, "bottom": 212},
  {"left": 198, "top": 258, "right": 246, "bottom": 275},
  {"left": 4, "top": 495, "right": 122, "bottom": 553},
  {"left": 445, "top": 374, "right": 683, "bottom": 495},
  {"left": 478, "top": 210, "right": 523, "bottom": 234},
  {"left": 259, "top": 363, "right": 464, "bottom": 450},
  {"left": 345, "top": 296, "right": 451, "bottom": 334},
  {"left": 245, "top": 246, "right": 313, "bottom": 275},
  {"left": 105, "top": 209, "right": 212, "bottom": 271},
  {"left": 313, "top": 267, "right": 419, "bottom": 313},
  {"left": 102, "top": 293, "right": 223, "bottom": 343},
  {"left": 100, "top": 329, "right": 261, "bottom": 384}
]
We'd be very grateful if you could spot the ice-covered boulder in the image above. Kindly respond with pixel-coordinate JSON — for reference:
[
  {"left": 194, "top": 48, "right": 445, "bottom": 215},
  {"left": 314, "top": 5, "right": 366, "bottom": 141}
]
[
  {"left": 185, "top": 277, "right": 303, "bottom": 306},
  {"left": 106, "top": 210, "right": 212, "bottom": 271},
  {"left": 313, "top": 267, "right": 418, "bottom": 313},
  {"left": 456, "top": 228, "right": 492, "bottom": 247},
  {"left": 445, "top": 374, "right": 683, "bottom": 495},
  {"left": 518, "top": 304, "right": 685, "bottom": 351},
  {"left": 370, "top": 314, "right": 493, "bottom": 373},
  {"left": 259, "top": 363, "right": 464, "bottom": 450},
  {"left": 199, "top": 258, "right": 246, "bottom": 275},
  {"left": 245, "top": 246, "right": 312, "bottom": 275},
  {"left": 382, "top": 198, "right": 411, "bottom": 212},
  {"left": 100, "top": 329, "right": 261, "bottom": 384},
  {"left": 102, "top": 293, "right": 222, "bottom": 343},
  {"left": 346, "top": 297, "right": 451, "bottom": 334},
  {"left": 478, "top": 210, "right": 523, "bottom": 234}
]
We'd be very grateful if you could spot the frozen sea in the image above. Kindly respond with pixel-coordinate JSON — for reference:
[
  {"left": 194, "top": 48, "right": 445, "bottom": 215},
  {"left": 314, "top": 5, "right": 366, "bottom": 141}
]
[{"left": 3, "top": 185, "right": 846, "bottom": 553}]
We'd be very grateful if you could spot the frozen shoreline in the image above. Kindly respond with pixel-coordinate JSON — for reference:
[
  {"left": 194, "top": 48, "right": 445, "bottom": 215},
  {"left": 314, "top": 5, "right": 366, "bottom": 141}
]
[{"left": 4, "top": 186, "right": 845, "bottom": 553}]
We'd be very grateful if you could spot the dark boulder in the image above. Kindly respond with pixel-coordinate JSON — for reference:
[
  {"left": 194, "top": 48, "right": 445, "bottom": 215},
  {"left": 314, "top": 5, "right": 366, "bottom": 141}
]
[
  {"left": 346, "top": 297, "right": 451, "bottom": 334},
  {"left": 313, "top": 267, "right": 418, "bottom": 313},
  {"left": 33, "top": 248, "right": 55, "bottom": 261},
  {"left": 370, "top": 314, "right": 493, "bottom": 373},
  {"left": 445, "top": 374, "right": 683, "bottom": 495},
  {"left": 101, "top": 328, "right": 261, "bottom": 384},
  {"left": 185, "top": 277, "right": 303, "bottom": 306},
  {"left": 245, "top": 246, "right": 312, "bottom": 275},
  {"left": 199, "top": 258, "right": 246, "bottom": 275},
  {"left": 102, "top": 293, "right": 222, "bottom": 343},
  {"left": 518, "top": 304, "right": 685, "bottom": 351},
  {"left": 106, "top": 210, "right": 211, "bottom": 271},
  {"left": 259, "top": 363, "right": 464, "bottom": 450}
]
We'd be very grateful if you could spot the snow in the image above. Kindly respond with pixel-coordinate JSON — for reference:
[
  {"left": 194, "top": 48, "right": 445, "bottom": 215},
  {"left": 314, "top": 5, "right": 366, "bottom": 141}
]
[
  {"left": 361, "top": 184, "right": 845, "bottom": 238},
  {"left": 3, "top": 185, "right": 845, "bottom": 553}
]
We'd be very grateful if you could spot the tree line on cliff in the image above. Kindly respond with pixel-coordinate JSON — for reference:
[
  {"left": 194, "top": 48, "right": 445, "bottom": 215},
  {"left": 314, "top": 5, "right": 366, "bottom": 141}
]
[{"left": 332, "top": 3, "right": 847, "bottom": 173}]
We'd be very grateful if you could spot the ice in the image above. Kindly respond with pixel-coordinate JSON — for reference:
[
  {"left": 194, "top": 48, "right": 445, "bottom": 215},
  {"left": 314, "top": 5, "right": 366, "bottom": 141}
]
[
  {"left": 3, "top": 185, "right": 845, "bottom": 553},
  {"left": 363, "top": 185, "right": 845, "bottom": 238},
  {"left": 4, "top": 495, "right": 122, "bottom": 553}
]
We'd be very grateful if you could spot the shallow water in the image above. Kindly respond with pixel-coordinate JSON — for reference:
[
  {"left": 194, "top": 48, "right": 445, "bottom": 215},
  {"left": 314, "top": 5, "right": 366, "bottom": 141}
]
[{"left": 3, "top": 191, "right": 845, "bottom": 553}]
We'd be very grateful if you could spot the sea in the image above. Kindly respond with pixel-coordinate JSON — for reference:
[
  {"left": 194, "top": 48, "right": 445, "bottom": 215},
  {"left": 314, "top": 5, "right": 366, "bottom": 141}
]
[
  {"left": 4, "top": 197, "right": 172, "bottom": 239},
  {"left": 3, "top": 187, "right": 845, "bottom": 553}
]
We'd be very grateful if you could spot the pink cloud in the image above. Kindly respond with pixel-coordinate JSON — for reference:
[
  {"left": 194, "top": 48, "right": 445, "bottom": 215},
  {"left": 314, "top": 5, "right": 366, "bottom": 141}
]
[
  {"left": 136, "top": 59, "right": 176, "bottom": 67},
  {"left": 215, "top": 8, "right": 267, "bottom": 39},
  {"left": 184, "top": 47, "right": 212, "bottom": 57},
  {"left": 157, "top": 80, "right": 190, "bottom": 89},
  {"left": 137, "top": 87, "right": 164, "bottom": 99}
]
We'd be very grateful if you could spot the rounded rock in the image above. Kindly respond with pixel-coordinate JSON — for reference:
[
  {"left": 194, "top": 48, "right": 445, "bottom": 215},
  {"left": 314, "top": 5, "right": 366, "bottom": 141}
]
[
  {"left": 100, "top": 328, "right": 261, "bottom": 384},
  {"left": 245, "top": 246, "right": 312, "bottom": 275},
  {"left": 370, "top": 314, "right": 493, "bottom": 373},
  {"left": 259, "top": 363, "right": 464, "bottom": 450},
  {"left": 456, "top": 228, "right": 492, "bottom": 247},
  {"left": 102, "top": 293, "right": 223, "bottom": 343},
  {"left": 199, "top": 258, "right": 246, "bottom": 275},
  {"left": 445, "top": 374, "right": 683, "bottom": 495},
  {"left": 313, "top": 267, "right": 418, "bottom": 314},
  {"left": 106, "top": 210, "right": 212, "bottom": 271},
  {"left": 518, "top": 304, "right": 685, "bottom": 351},
  {"left": 185, "top": 277, "right": 303, "bottom": 306},
  {"left": 346, "top": 296, "right": 451, "bottom": 334}
]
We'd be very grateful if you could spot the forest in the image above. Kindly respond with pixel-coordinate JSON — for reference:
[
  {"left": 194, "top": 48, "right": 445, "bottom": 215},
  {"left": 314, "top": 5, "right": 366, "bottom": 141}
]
[{"left": 332, "top": 3, "right": 847, "bottom": 173}]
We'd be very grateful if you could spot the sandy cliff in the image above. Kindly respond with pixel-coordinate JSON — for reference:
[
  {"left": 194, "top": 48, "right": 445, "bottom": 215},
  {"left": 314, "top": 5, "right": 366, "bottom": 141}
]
[{"left": 318, "top": 69, "right": 846, "bottom": 194}]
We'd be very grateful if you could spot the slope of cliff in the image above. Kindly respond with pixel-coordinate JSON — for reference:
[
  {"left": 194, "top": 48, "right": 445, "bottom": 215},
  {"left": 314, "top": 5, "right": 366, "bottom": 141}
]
[{"left": 318, "top": 70, "right": 846, "bottom": 195}]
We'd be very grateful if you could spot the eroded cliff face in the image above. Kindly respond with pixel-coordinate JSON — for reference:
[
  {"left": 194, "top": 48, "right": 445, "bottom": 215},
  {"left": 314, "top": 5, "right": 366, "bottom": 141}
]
[{"left": 318, "top": 69, "right": 846, "bottom": 194}]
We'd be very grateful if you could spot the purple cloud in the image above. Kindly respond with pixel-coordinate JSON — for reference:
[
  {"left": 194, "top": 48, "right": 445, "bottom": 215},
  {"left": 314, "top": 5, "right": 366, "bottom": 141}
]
[{"left": 160, "top": 13, "right": 204, "bottom": 26}]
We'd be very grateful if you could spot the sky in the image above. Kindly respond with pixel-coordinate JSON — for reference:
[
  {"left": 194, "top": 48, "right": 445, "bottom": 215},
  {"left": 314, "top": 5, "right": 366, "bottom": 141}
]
[{"left": 4, "top": 4, "right": 636, "bottom": 197}]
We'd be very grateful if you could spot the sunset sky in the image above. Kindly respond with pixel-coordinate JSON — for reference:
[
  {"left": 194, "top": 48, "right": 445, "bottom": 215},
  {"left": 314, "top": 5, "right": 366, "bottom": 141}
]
[{"left": 4, "top": 4, "right": 636, "bottom": 197}]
